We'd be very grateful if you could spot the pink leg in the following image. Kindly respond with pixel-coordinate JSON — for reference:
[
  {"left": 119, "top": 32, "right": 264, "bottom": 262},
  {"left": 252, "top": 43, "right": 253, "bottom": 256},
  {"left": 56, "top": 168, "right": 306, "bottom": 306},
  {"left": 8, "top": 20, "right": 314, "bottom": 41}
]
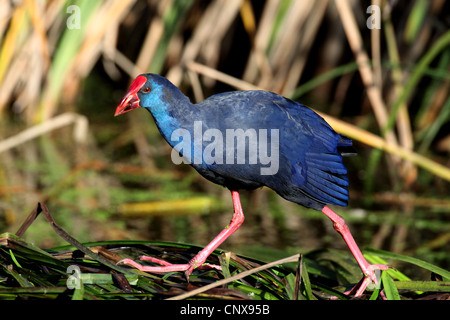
[
  {"left": 322, "top": 206, "right": 389, "bottom": 298},
  {"left": 119, "top": 191, "right": 245, "bottom": 277}
]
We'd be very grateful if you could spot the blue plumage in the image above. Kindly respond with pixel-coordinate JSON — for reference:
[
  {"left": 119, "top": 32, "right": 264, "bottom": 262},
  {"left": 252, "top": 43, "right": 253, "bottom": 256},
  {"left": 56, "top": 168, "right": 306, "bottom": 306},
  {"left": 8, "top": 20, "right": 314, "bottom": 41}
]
[{"left": 116, "top": 73, "right": 352, "bottom": 211}]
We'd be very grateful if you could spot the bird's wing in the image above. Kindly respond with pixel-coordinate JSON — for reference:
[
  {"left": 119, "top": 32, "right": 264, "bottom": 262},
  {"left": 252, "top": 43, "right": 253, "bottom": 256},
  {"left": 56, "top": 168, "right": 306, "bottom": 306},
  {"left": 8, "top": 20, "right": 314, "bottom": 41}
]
[
  {"left": 196, "top": 91, "right": 351, "bottom": 206},
  {"left": 280, "top": 100, "right": 350, "bottom": 206}
]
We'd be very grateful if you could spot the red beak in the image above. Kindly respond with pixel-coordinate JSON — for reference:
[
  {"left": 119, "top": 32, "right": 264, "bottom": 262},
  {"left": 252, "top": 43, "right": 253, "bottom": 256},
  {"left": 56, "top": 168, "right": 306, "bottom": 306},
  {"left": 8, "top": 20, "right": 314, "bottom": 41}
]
[{"left": 114, "top": 75, "right": 147, "bottom": 116}]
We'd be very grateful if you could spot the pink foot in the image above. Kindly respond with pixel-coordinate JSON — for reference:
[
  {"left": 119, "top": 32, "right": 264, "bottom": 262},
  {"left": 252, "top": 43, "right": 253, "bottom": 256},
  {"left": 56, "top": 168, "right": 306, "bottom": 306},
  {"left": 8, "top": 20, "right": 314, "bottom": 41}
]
[
  {"left": 346, "top": 264, "right": 390, "bottom": 298},
  {"left": 118, "top": 256, "right": 221, "bottom": 277},
  {"left": 118, "top": 191, "right": 244, "bottom": 278},
  {"left": 322, "top": 206, "right": 390, "bottom": 298}
]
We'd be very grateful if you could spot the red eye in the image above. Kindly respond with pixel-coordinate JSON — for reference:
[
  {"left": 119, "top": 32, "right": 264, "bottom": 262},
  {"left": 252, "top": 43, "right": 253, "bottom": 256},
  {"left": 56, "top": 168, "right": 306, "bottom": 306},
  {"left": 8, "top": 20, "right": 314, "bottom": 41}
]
[{"left": 143, "top": 87, "right": 151, "bottom": 93}]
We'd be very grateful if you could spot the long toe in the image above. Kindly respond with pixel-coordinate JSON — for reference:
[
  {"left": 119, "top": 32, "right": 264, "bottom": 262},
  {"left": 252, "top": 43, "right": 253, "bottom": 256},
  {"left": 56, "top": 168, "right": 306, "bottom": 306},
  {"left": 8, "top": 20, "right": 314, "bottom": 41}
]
[
  {"left": 138, "top": 255, "right": 174, "bottom": 266},
  {"left": 118, "top": 256, "right": 222, "bottom": 275},
  {"left": 118, "top": 258, "right": 190, "bottom": 273}
]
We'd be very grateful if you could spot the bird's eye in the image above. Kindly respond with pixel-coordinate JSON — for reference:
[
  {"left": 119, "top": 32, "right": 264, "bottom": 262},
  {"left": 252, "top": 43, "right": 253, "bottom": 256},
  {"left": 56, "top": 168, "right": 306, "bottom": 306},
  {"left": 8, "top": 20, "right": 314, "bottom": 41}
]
[{"left": 143, "top": 87, "right": 151, "bottom": 93}]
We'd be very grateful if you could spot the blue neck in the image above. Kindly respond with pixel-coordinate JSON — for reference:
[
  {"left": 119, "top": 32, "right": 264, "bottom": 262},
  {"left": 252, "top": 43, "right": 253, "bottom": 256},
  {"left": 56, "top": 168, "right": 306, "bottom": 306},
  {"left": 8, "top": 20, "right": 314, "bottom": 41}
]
[{"left": 142, "top": 83, "right": 193, "bottom": 147}]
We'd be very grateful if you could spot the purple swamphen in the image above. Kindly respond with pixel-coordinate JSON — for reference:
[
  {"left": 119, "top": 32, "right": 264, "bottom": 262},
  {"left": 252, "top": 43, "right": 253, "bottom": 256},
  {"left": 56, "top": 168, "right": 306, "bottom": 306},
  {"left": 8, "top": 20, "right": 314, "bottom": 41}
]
[{"left": 115, "top": 74, "right": 388, "bottom": 297}]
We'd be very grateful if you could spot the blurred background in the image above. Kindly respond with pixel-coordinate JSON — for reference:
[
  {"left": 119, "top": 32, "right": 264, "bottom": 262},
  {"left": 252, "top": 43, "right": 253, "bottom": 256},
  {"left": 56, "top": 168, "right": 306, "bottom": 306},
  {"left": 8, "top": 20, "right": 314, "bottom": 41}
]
[{"left": 0, "top": 0, "right": 449, "bottom": 277}]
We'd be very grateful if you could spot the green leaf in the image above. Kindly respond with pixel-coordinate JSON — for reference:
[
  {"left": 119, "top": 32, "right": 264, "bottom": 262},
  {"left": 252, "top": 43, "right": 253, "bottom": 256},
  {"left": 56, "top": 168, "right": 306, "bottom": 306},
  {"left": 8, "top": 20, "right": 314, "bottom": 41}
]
[
  {"left": 394, "top": 281, "right": 450, "bottom": 292},
  {"left": 369, "top": 287, "right": 381, "bottom": 300},
  {"left": 219, "top": 252, "right": 232, "bottom": 279},
  {"left": 364, "top": 248, "right": 450, "bottom": 281},
  {"left": 300, "top": 262, "right": 316, "bottom": 300},
  {"left": 404, "top": 0, "right": 428, "bottom": 43},
  {"left": 381, "top": 271, "right": 401, "bottom": 300},
  {"left": 285, "top": 272, "right": 296, "bottom": 300},
  {"left": 9, "top": 249, "right": 22, "bottom": 268},
  {"left": 72, "top": 280, "right": 85, "bottom": 300},
  {"left": 364, "top": 254, "right": 411, "bottom": 281}
]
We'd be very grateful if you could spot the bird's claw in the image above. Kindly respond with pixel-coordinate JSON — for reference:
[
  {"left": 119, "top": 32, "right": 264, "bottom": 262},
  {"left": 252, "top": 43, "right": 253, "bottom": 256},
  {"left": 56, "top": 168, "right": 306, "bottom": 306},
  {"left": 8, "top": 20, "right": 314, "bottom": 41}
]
[
  {"left": 365, "top": 264, "right": 390, "bottom": 280},
  {"left": 346, "top": 263, "right": 390, "bottom": 298}
]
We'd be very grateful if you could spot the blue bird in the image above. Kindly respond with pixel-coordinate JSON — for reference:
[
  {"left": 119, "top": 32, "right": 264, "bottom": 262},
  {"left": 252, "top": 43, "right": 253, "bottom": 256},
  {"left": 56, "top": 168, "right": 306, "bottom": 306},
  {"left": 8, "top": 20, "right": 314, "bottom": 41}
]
[{"left": 115, "top": 73, "right": 388, "bottom": 297}]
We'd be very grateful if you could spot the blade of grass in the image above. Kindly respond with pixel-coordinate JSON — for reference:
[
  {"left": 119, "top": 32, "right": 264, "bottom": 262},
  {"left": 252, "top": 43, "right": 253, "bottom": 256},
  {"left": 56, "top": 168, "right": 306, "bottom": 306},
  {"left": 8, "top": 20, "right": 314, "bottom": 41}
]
[
  {"left": 369, "top": 287, "right": 381, "bottom": 300},
  {"left": 0, "top": 253, "right": 33, "bottom": 287},
  {"left": 310, "top": 282, "right": 350, "bottom": 300},
  {"left": 293, "top": 254, "right": 301, "bottom": 300},
  {"left": 0, "top": 287, "right": 67, "bottom": 295},
  {"left": 365, "top": 252, "right": 425, "bottom": 296},
  {"left": 285, "top": 273, "right": 296, "bottom": 300},
  {"left": 267, "top": 0, "right": 292, "bottom": 53},
  {"left": 231, "top": 284, "right": 279, "bottom": 300},
  {"left": 290, "top": 62, "right": 359, "bottom": 100},
  {"left": 404, "top": 0, "right": 428, "bottom": 43},
  {"left": 227, "top": 253, "right": 288, "bottom": 299},
  {"left": 364, "top": 254, "right": 411, "bottom": 281},
  {"left": 148, "top": 0, "right": 194, "bottom": 74},
  {"left": 381, "top": 271, "right": 401, "bottom": 300},
  {"left": 2, "top": 233, "right": 62, "bottom": 265},
  {"left": 8, "top": 249, "right": 22, "bottom": 268},
  {"left": 300, "top": 257, "right": 315, "bottom": 300},
  {"left": 364, "top": 248, "right": 450, "bottom": 281},
  {"left": 394, "top": 281, "right": 450, "bottom": 292},
  {"left": 78, "top": 273, "right": 138, "bottom": 286},
  {"left": 72, "top": 280, "right": 85, "bottom": 300},
  {"left": 218, "top": 251, "right": 232, "bottom": 279}
]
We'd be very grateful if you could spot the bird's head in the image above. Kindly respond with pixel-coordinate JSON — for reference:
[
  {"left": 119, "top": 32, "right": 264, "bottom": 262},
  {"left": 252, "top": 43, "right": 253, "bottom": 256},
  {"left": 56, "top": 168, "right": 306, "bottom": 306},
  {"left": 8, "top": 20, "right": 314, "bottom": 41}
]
[{"left": 115, "top": 73, "right": 177, "bottom": 117}]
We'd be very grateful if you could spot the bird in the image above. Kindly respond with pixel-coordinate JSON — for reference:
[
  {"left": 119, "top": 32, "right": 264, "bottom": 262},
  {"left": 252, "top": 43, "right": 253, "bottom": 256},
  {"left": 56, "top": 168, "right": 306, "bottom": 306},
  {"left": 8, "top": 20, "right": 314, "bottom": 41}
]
[{"left": 114, "top": 73, "right": 388, "bottom": 297}]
